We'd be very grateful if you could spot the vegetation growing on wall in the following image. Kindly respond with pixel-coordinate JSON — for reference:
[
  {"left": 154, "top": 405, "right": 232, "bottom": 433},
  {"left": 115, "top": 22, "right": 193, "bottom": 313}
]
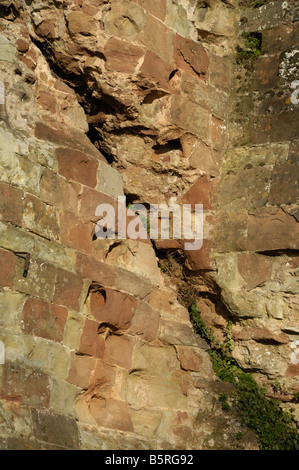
[{"left": 189, "top": 304, "right": 299, "bottom": 451}]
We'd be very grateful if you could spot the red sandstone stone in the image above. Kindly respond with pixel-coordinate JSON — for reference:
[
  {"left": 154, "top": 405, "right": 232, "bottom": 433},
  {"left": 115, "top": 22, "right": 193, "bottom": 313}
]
[
  {"left": 185, "top": 239, "right": 214, "bottom": 271},
  {"left": 89, "top": 397, "right": 134, "bottom": 432},
  {"left": 37, "top": 91, "right": 57, "bottom": 114},
  {"left": 174, "top": 34, "right": 209, "bottom": 79},
  {"left": 90, "top": 287, "right": 138, "bottom": 329},
  {"left": 54, "top": 268, "right": 84, "bottom": 311},
  {"left": 0, "top": 183, "right": 23, "bottom": 226},
  {"left": 139, "top": 50, "right": 174, "bottom": 91},
  {"left": 35, "top": 21, "right": 56, "bottom": 39},
  {"left": 137, "top": 0, "right": 167, "bottom": 21},
  {"left": 0, "top": 249, "right": 16, "bottom": 287},
  {"left": 40, "top": 169, "right": 80, "bottom": 214},
  {"left": 60, "top": 211, "right": 94, "bottom": 253},
  {"left": 79, "top": 318, "right": 105, "bottom": 357},
  {"left": 68, "top": 353, "right": 97, "bottom": 389},
  {"left": 76, "top": 252, "right": 116, "bottom": 286},
  {"left": 247, "top": 208, "right": 299, "bottom": 252},
  {"left": 285, "top": 364, "right": 299, "bottom": 377},
  {"left": 104, "top": 334, "right": 135, "bottom": 369},
  {"left": 16, "top": 38, "right": 29, "bottom": 53},
  {"left": 80, "top": 187, "right": 116, "bottom": 221},
  {"left": 0, "top": 367, "right": 50, "bottom": 406},
  {"left": 56, "top": 147, "right": 98, "bottom": 187},
  {"left": 238, "top": 253, "right": 272, "bottom": 290},
  {"left": 104, "top": 38, "right": 145, "bottom": 73},
  {"left": 129, "top": 301, "right": 160, "bottom": 342},
  {"left": 22, "top": 298, "right": 67, "bottom": 342},
  {"left": 182, "top": 175, "right": 218, "bottom": 210},
  {"left": 23, "top": 194, "right": 60, "bottom": 241}
]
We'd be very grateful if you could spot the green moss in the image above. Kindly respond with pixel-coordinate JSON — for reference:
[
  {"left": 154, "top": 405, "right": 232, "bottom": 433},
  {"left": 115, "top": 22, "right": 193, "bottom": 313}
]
[
  {"left": 236, "top": 32, "right": 262, "bottom": 63},
  {"left": 189, "top": 303, "right": 299, "bottom": 450}
]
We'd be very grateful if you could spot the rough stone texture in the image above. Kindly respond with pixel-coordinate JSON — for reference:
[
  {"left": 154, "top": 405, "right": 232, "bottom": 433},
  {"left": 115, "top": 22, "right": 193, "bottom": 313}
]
[{"left": 0, "top": 0, "right": 297, "bottom": 451}]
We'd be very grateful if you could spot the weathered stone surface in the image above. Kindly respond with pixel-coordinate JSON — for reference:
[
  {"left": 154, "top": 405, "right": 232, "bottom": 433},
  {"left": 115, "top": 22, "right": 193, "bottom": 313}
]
[
  {"left": 247, "top": 208, "right": 299, "bottom": 252},
  {"left": 104, "top": 38, "right": 145, "bottom": 73},
  {"left": 0, "top": 249, "right": 16, "bottom": 288},
  {"left": 78, "top": 318, "right": 105, "bottom": 358},
  {"left": 129, "top": 301, "right": 160, "bottom": 342},
  {"left": 89, "top": 286, "right": 137, "bottom": 329},
  {"left": 0, "top": 0, "right": 298, "bottom": 451},
  {"left": 54, "top": 268, "right": 84, "bottom": 311},
  {"left": 238, "top": 253, "right": 272, "bottom": 290},
  {"left": 32, "top": 409, "right": 80, "bottom": 449}
]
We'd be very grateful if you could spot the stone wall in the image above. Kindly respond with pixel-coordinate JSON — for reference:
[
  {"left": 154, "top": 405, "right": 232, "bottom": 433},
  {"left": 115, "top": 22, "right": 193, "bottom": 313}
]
[
  {"left": 212, "top": 0, "right": 299, "bottom": 410},
  {"left": 0, "top": 0, "right": 297, "bottom": 450}
]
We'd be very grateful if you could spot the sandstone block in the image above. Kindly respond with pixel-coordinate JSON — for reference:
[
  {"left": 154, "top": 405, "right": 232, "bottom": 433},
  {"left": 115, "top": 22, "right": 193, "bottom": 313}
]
[
  {"left": 54, "top": 268, "right": 84, "bottom": 311},
  {"left": 0, "top": 145, "right": 42, "bottom": 194},
  {"left": 247, "top": 208, "right": 299, "bottom": 252},
  {"left": 269, "top": 162, "right": 299, "bottom": 206},
  {"left": 185, "top": 239, "right": 215, "bottom": 271},
  {"left": 139, "top": 50, "right": 174, "bottom": 91},
  {"left": 170, "top": 95, "right": 210, "bottom": 142},
  {"left": 0, "top": 366, "right": 50, "bottom": 406},
  {"left": 0, "top": 183, "right": 23, "bottom": 226},
  {"left": 49, "top": 378, "right": 80, "bottom": 418},
  {"left": 104, "top": 334, "right": 135, "bottom": 369},
  {"left": 32, "top": 409, "right": 79, "bottom": 449},
  {"left": 78, "top": 318, "right": 105, "bottom": 358},
  {"left": 34, "top": 238, "right": 76, "bottom": 273},
  {"left": 88, "top": 398, "right": 134, "bottom": 432},
  {"left": 159, "top": 319, "right": 209, "bottom": 349},
  {"left": 76, "top": 252, "right": 116, "bottom": 286},
  {"left": 89, "top": 287, "right": 137, "bottom": 330},
  {"left": 129, "top": 301, "right": 160, "bottom": 342},
  {"left": 104, "top": 38, "right": 145, "bottom": 73},
  {"left": 137, "top": 0, "right": 167, "bottom": 21},
  {"left": 60, "top": 211, "right": 94, "bottom": 253},
  {"left": 14, "top": 258, "right": 57, "bottom": 301},
  {"left": 67, "top": 353, "right": 97, "bottom": 389},
  {"left": 115, "top": 267, "right": 152, "bottom": 299},
  {"left": 0, "top": 249, "right": 16, "bottom": 287},
  {"left": 215, "top": 210, "right": 248, "bottom": 252},
  {"left": 23, "top": 194, "right": 60, "bottom": 241},
  {"left": 0, "top": 290, "right": 26, "bottom": 331},
  {"left": 141, "top": 13, "right": 174, "bottom": 63},
  {"left": 80, "top": 187, "right": 115, "bottom": 221},
  {"left": 67, "top": 11, "right": 97, "bottom": 36},
  {"left": 97, "top": 161, "right": 124, "bottom": 198},
  {"left": 238, "top": 253, "right": 272, "bottom": 290},
  {"left": 56, "top": 147, "right": 98, "bottom": 187},
  {"left": 182, "top": 175, "right": 218, "bottom": 210},
  {"left": 29, "top": 340, "right": 71, "bottom": 379},
  {"left": 104, "top": 0, "right": 146, "bottom": 42},
  {"left": 63, "top": 311, "right": 85, "bottom": 350},
  {"left": 0, "top": 35, "right": 17, "bottom": 62},
  {"left": 174, "top": 34, "right": 209, "bottom": 79},
  {"left": 40, "top": 169, "right": 80, "bottom": 214},
  {"left": 124, "top": 373, "right": 187, "bottom": 409},
  {"left": 22, "top": 297, "right": 67, "bottom": 342}
]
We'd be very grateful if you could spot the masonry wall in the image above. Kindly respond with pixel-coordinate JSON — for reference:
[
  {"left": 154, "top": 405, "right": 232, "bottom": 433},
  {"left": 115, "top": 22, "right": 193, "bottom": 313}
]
[{"left": 0, "top": 0, "right": 297, "bottom": 450}]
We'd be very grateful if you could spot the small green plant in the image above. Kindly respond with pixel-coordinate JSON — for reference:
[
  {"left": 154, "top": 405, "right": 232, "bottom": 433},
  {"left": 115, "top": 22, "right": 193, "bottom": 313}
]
[
  {"left": 236, "top": 32, "right": 262, "bottom": 62},
  {"left": 219, "top": 393, "right": 231, "bottom": 411},
  {"left": 189, "top": 303, "right": 299, "bottom": 450}
]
